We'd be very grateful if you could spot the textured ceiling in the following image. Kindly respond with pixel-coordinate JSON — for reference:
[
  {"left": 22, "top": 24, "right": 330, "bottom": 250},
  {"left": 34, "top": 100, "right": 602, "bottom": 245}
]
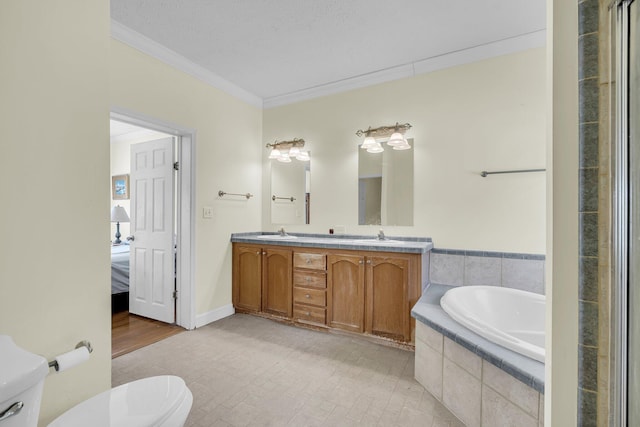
[{"left": 110, "top": 0, "right": 545, "bottom": 101}]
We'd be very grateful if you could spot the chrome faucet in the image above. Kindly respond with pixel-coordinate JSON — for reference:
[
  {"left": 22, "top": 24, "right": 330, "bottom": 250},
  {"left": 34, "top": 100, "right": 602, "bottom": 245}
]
[
  {"left": 279, "top": 227, "right": 287, "bottom": 237},
  {"left": 377, "top": 229, "right": 386, "bottom": 240}
]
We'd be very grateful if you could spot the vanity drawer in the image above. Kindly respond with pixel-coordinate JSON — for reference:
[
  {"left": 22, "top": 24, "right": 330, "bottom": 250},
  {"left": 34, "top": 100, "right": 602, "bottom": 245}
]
[
  {"left": 293, "top": 304, "right": 326, "bottom": 325},
  {"left": 293, "top": 287, "right": 326, "bottom": 307},
  {"left": 293, "top": 252, "right": 326, "bottom": 270},
  {"left": 293, "top": 271, "right": 327, "bottom": 289}
]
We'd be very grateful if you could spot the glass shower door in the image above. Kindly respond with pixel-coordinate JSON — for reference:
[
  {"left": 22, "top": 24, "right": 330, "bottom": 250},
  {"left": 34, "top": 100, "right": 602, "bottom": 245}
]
[{"left": 628, "top": 1, "right": 640, "bottom": 424}]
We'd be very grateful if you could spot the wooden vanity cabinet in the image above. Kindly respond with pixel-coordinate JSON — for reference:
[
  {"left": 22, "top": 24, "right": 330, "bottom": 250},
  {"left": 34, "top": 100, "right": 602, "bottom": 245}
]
[
  {"left": 262, "top": 247, "right": 293, "bottom": 318},
  {"left": 232, "top": 245, "right": 263, "bottom": 312},
  {"left": 328, "top": 253, "right": 417, "bottom": 342},
  {"left": 232, "top": 242, "right": 422, "bottom": 344},
  {"left": 327, "top": 254, "right": 365, "bottom": 333},
  {"left": 232, "top": 244, "right": 292, "bottom": 317},
  {"left": 292, "top": 251, "right": 327, "bottom": 326},
  {"left": 365, "top": 255, "right": 412, "bottom": 342}
]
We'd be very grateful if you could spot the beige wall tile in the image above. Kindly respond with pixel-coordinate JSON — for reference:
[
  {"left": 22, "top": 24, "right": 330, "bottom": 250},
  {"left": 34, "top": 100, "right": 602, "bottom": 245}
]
[
  {"left": 482, "top": 360, "right": 540, "bottom": 417},
  {"left": 482, "top": 385, "right": 538, "bottom": 427},
  {"left": 443, "top": 358, "right": 481, "bottom": 427},
  {"left": 415, "top": 340, "right": 444, "bottom": 399},
  {"left": 444, "top": 337, "right": 482, "bottom": 379},
  {"left": 416, "top": 321, "right": 444, "bottom": 353}
]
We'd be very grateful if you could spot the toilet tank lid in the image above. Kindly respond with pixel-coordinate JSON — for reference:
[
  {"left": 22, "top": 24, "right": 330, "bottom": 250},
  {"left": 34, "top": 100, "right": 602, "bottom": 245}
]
[{"left": 0, "top": 335, "right": 48, "bottom": 402}]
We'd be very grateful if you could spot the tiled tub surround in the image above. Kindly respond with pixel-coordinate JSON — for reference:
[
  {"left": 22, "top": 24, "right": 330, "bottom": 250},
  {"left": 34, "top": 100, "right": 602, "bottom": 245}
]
[
  {"left": 430, "top": 249, "right": 545, "bottom": 294},
  {"left": 412, "top": 284, "right": 544, "bottom": 427}
]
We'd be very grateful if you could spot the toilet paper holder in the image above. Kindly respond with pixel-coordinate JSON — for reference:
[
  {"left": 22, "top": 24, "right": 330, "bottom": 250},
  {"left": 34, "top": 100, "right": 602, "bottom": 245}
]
[{"left": 48, "top": 340, "right": 93, "bottom": 371}]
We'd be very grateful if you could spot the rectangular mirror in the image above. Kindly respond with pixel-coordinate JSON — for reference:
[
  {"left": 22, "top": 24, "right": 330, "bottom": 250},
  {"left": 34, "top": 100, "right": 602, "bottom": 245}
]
[
  {"left": 271, "top": 159, "right": 310, "bottom": 224},
  {"left": 358, "top": 139, "right": 413, "bottom": 225}
]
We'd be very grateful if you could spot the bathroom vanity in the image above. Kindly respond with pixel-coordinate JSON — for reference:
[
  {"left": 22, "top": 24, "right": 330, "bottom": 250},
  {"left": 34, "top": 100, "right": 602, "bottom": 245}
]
[{"left": 231, "top": 233, "right": 432, "bottom": 345}]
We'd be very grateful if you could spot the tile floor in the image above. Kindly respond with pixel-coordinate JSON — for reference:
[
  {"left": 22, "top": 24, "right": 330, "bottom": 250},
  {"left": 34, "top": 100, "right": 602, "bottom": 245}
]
[{"left": 112, "top": 314, "right": 464, "bottom": 426}]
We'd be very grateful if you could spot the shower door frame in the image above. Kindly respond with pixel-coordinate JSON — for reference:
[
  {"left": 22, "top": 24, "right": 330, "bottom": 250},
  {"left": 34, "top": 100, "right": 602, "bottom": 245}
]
[{"left": 612, "top": 0, "right": 635, "bottom": 425}]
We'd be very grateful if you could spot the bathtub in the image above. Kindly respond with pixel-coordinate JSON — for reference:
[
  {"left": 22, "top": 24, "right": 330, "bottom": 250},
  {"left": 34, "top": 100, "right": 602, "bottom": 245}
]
[{"left": 440, "top": 286, "right": 545, "bottom": 362}]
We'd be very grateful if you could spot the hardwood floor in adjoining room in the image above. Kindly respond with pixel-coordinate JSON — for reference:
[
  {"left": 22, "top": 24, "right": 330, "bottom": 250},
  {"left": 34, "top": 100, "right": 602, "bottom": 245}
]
[{"left": 112, "top": 311, "right": 183, "bottom": 358}]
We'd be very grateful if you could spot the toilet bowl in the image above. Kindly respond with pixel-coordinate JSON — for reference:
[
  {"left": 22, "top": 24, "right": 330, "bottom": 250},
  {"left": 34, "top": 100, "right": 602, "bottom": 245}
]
[
  {"left": 0, "top": 336, "right": 192, "bottom": 427},
  {"left": 48, "top": 376, "right": 193, "bottom": 427}
]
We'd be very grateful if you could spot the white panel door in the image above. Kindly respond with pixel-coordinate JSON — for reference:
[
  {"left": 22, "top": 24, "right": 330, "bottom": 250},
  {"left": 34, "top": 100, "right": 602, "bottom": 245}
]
[{"left": 129, "top": 137, "right": 175, "bottom": 323}]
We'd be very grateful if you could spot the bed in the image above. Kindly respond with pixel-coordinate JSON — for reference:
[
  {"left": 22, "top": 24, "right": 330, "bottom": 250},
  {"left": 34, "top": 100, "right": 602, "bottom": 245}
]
[{"left": 111, "top": 244, "right": 130, "bottom": 313}]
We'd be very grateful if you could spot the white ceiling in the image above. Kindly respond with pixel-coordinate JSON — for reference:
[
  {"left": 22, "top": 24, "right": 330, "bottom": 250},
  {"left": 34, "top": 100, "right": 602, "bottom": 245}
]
[{"left": 110, "top": 0, "right": 546, "bottom": 107}]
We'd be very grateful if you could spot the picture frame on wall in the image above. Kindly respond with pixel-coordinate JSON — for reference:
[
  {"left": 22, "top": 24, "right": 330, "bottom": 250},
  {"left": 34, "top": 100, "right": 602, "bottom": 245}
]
[{"left": 112, "top": 174, "right": 130, "bottom": 200}]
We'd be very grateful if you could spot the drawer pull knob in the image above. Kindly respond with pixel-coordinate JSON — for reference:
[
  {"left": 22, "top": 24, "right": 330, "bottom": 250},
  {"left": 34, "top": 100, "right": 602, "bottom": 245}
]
[
  {"left": 306, "top": 259, "right": 311, "bottom": 264},
  {"left": 306, "top": 278, "right": 311, "bottom": 282},
  {"left": 305, "top": 294, "right": 311, "bottom": 298},
  {"left": 306, "top": 312, "right": 311, "bottom": 316},
  {"left": 256, "top": 251, "right": 260, "bottom": 255}
]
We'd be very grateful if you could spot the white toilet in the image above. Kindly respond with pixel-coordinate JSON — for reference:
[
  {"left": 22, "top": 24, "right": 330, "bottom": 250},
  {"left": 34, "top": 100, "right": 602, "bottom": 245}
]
[{"left": 0, "top": 336, "right": 193, "bottom": 427}]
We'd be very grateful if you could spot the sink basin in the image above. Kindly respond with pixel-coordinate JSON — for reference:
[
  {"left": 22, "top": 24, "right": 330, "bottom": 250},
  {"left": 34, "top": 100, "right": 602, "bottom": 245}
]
[
  {"left": 351, "top": 239, "right": 405, "bottom": 245},
  {"left": 255, "top": 234, "right": 298, "bottom": 240}
]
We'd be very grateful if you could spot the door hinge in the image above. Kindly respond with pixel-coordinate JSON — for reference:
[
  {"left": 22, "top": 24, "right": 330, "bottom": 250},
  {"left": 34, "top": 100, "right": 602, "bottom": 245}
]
[
  {"left": 173, "top": 161, "right": 179, "bottom": 171},
  {"left": 172, "top": 290, "right": 178, "bottom": 299}
]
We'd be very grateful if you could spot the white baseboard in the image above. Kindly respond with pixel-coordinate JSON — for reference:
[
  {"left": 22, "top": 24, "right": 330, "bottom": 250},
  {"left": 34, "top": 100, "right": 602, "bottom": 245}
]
[{"left": 195, "top": 304, "right": 235, "bottom": 328}]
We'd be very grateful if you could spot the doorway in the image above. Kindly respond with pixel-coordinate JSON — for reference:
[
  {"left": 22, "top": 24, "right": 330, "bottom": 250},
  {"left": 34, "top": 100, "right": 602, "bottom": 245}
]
[{"left": 109, "top": 109, "right": 196, "bottom": 336}]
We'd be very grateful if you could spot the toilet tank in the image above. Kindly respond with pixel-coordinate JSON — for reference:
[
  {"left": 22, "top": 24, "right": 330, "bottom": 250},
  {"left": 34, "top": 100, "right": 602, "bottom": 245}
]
[{"left": 0, "top": 336, "right": 49, "bottom": 427}]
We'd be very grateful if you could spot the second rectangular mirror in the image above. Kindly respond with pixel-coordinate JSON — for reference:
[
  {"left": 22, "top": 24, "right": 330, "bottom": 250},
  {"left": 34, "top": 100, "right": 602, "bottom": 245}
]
[{"left": 358, "top": 139, "right": 413, "bottom": 226}]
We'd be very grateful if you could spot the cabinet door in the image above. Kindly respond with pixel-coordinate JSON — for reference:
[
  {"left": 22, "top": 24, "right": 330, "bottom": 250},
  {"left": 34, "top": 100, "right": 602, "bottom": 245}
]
[
  {"left": 327, "top": 254, "right": 365, "bottom": 333},
  {"left": 365, "top": 256, "right": 410, "bottom": 341},
  {"left": 262, "top": 247, "right": 293, "bottom": 318},
  {"left": 232, "top": 245, "right": 263, "bottom": 312}
]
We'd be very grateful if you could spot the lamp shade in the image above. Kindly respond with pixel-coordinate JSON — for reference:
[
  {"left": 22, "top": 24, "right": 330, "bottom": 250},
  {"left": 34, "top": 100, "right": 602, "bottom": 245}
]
[
  {"left": 268, "top": 148, "right": 281, "bottom": 159},
  {"left": 387, "top": 132, "right": 405, "bottom": 147},
  {"left": 110, "top": 205, "right": 130, "bottom": 223},
  {"left": 361, "top": 136, "right": 377, "bottom": 149},
  {"left": 367, "top": 142, "right": 384, "bottom": 153},
  {"left": 296, "top": 150, "right": 310, "bottom": 161},
  {"left": 392, "top": 139, "right": 411, "bottom": 150}
]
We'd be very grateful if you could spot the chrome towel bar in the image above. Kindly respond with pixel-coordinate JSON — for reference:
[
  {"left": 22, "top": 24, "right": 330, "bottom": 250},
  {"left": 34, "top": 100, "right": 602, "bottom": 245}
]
[
  {"left": 272, "top": 195, "right": 296, "bottom": 202},
  {"left": 218, "top": 190, "right": 253, "bottom": 199},
  {"left": 480, "top": 168, "right": 546, "bottom": 177}
]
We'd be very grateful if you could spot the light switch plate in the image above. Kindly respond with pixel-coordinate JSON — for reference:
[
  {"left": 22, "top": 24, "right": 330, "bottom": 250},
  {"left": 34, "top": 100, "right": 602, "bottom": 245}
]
[{"left": 203, "top": 207, "right": 214, "bottom": 219}]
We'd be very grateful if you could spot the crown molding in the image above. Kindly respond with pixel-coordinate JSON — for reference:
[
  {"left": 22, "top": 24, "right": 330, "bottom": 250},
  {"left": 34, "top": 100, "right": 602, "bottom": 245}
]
[
  {"left": 110, "top": 20, "right": 263, "bottom": 108},
  {"left": 263, "top": 30, "right": 546, "bottom": 109},
  {"left": 111, "top": 19, "right": 545, "bottom": 111}
]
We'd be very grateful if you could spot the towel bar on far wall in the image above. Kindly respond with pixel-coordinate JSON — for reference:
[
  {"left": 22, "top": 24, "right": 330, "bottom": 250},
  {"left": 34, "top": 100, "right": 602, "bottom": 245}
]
[
  {"left": 480, "top": 168, "right": 546, "bottom": 177},
  {"left": 272, "top": 195, "right": 296, "bottom": 202},
  {"left": 218, "top": 190, "right": 253, "bottom": 199}
]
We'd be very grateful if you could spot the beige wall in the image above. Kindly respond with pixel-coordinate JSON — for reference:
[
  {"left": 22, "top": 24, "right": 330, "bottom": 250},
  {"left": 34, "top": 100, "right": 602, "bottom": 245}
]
[
  {"left": 263, "top": 48, "right": 546, "bottom": 254},
  {"left": 0, "top": 1, "right": 111, "bottom": 425},
  {"left": 110, "top": 40, "right": 263, "bottom": 316}
]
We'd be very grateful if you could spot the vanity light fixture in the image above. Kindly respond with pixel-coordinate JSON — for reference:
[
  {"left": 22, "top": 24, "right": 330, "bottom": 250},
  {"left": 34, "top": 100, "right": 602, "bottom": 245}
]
[
  {"left": 266, "top": 138, "right": 310, "bottom": 162},
  {"left": 355, "top": 122, "right": 412, "bottom": 153}
]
